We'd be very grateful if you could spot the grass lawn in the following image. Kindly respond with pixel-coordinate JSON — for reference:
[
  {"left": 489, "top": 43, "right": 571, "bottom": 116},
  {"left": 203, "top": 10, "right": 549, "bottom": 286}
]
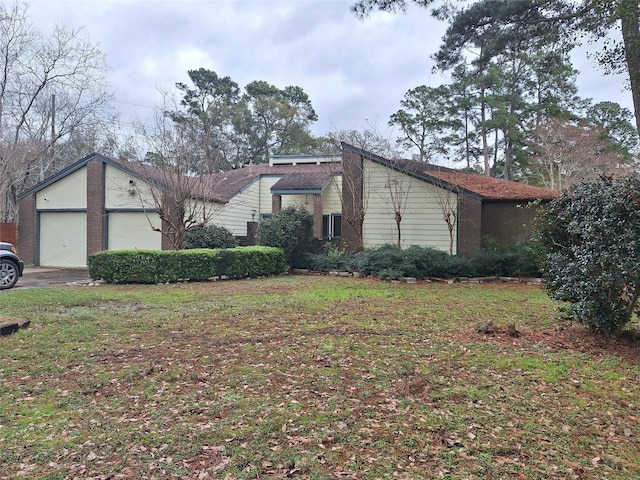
[{"left": 0, "top": 275, "right": 639, "bottom": 479}]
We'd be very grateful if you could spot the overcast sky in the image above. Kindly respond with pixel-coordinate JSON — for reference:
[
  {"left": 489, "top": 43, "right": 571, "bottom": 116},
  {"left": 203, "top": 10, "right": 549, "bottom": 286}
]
[{"left": 27, "top": 0, "right": 633, "bottom": 143}]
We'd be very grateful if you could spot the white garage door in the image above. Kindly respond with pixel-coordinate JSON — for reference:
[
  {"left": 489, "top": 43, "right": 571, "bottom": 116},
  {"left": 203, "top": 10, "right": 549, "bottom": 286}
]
[
  {"left": 39, "top": 212, "right": 87, "bottom": 267},
  {"left": 107, "top": 212, "right": 162, "bottom": 251}
]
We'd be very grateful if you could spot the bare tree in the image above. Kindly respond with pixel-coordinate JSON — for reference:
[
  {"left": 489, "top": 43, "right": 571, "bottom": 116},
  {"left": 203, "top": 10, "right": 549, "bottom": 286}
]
[
  {"left": 530, "top": 117, "right": 632, "bottom": 190},
  {"left": 319, "top": 126, "right": 396, "bottom": 250},
  {"left": 0, "top": 2, "right": 112, "bottom": 221},
  {"left": 431, "top": 175, "right": 459, "bottom": 255},
  {"left": 318, "top": 127, "right": 393, "bottom": 250},
  {"left": 127, "top": 91, "right": 225, "bottom": 249},
  {"left": 380, "top": 158, "right": 411, "bottom": 248}
]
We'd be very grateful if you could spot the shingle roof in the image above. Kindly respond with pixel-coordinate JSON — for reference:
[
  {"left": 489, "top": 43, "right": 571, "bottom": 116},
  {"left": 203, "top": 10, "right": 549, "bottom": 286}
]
[
  {"left": 343, "top": 143, "right": 558, "bottom": 201},
  {"left": 425, "top": 169, "right": 558, "bottom": 201},
  {"left": 202, "top": 163, "right": 340, "bottom": 202},
  {"left": 20, "top": 146, "right": 556, "bottom": 205},
  {"left": 116, "top": 150, "right": 557, "bottom": 202}
]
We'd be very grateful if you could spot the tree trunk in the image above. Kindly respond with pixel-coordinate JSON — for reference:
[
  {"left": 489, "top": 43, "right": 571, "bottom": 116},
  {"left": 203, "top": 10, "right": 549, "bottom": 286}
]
[
  {"left": 481, "top": 100, "right": 490, "bottom": 176},
  {"left": 464, "top": 107, "right": 471, "bottom": 169},
  {"left": 504, "top": 136, "right": 512, "bottom": 181},
  {"left": 621, "top": 0, "right": 640, "bottom": 138}
]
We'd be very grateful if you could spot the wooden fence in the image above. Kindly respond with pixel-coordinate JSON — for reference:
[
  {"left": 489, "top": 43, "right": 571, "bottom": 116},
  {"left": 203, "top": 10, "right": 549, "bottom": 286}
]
[{"left": 0, "top": 223, "right": 17, "bottom": 245}]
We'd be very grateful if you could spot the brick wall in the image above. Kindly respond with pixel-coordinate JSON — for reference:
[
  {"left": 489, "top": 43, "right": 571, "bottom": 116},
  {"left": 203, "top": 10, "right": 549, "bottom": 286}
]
[
  {"left": 313, "top": 194, "right": 323, "bottom": 239},
  {"left": 272, "top": 194, "right": 282, "bottom": 214},
  {"left": 86, "top": 159, "right": 106, "bottom": 256},
  {"left": 481, "top": 201, "right": 538, "bottom": 247},
  {"left": 457, "top": 195, "right": 482, "bottom": 256},
  {"left": 341, "top": 148, "right": 364, "bottom": 251}
]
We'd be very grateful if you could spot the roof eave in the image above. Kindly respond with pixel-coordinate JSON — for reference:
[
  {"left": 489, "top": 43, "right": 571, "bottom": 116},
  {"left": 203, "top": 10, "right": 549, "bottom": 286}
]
[{"left": 271, "top": 188, "right": 323, "bottom": 195}]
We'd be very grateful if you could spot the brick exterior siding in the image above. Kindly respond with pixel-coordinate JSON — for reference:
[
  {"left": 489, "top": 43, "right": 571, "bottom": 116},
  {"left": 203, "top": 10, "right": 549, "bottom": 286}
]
[
  {"left": 340, "top": 148, "right": 364, "bottom": 251},
  {"left": 481, "top": 201, "right": 538, "bottom": 247},
  {"left": 313, "top": 194, "right": 323, "bottom": 239},
  {"left": 457, "top": 195, "right": 483, "bottom": 256},
  {"left": 86, "top": 159, "right": 106, "bottom": 256},
  {"left": 272, "top": 194, "right": 282, "bottom": 214}
]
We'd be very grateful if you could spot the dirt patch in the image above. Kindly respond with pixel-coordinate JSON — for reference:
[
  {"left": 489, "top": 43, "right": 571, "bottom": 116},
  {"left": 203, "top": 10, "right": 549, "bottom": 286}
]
[{"left": 465, "top": 321, "right": 640, "bottom": 362}]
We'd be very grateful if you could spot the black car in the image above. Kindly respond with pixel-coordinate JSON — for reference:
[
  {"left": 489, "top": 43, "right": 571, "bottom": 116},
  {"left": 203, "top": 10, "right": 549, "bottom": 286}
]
[{"left": 0, "top": 241, "right": 24, "bottom": 290}]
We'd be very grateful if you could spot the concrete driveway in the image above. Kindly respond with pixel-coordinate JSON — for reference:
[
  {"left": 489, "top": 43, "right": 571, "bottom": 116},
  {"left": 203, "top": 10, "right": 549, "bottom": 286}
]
[{"left": 8, "top": 267, "right": 94, "bottom": 289}]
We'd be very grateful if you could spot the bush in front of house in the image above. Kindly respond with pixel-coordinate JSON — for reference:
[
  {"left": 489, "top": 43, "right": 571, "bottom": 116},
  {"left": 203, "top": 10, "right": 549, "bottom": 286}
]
[
  {"left": 473, "top": 243, "right": 540, "bottom": 277},
  {"left": 257, "top": 205, "right": 314, "bottom": 267},
  {"left": 345, "top": 245, "right": 473, "bottom": 280},
  {"left": 88, "top": 250, "right": 168, "bottom": 284},
  {"left": 536, "top": 174, "right": 640, "bottom": 334},
  {"left": 182, "top": 225, "right": 238, "bottom": 249},
  {"left": 88, "top": 246, "right": 287, "bottom": 284},
  {"left": 303, "top": 242, "right": 348, "bottom": 272},
  {"left": 308, "top": 244, "right": 538, "bottom": 280}
]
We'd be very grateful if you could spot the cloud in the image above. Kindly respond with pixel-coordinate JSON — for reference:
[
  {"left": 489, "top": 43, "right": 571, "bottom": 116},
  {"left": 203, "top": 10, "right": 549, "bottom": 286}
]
[{"left": 27, "top": 0, "right": 634, "bottom": 143}]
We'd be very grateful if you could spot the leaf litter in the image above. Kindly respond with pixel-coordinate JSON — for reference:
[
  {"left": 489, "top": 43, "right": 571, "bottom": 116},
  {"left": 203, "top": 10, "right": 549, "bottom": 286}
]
[{"left": 0, "top": 276, "right": 638, "bottom": 479}]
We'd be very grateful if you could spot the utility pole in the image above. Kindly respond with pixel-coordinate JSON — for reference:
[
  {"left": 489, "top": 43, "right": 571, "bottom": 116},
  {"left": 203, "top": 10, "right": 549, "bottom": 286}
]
[{"left": 50, "top": 93, "right": 55, "bottom": 158}]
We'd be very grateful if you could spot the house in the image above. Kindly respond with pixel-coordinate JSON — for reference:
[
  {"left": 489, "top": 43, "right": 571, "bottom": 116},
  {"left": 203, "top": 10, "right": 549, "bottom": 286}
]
[
  {"left": 340, "top": 143, "right": 558, "bottom": 255},
  {"left": 16, "top": 144, "right": 556, "bottom": 267},
  {"left": 17, "top": 153, "right": 342, "bottom": 267}
]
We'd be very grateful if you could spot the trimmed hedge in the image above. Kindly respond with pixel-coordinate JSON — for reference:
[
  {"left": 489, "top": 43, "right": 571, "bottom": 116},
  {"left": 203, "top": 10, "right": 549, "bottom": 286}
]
[{"left": 88, "top": 247, "right": 287, "bottom": 284}]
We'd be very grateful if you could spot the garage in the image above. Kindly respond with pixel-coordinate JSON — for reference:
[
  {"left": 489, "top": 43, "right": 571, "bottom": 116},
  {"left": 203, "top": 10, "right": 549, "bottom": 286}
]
[
  {"left": 107, "top": 211, "right": 162, "bottom": 251},
  {"left": 39, "top": 212, "right": 87, "bottom": 267}
]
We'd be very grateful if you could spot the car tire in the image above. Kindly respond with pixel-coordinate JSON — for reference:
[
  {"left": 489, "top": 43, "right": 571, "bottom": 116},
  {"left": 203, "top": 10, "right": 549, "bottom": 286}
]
[{"left": 0, "top": 259, "right": 19, "bottom": 290}]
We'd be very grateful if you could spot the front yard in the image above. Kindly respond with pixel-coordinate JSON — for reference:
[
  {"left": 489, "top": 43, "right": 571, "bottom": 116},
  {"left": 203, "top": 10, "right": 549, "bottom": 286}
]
[{"left": 0, "top": 275, "right": 638, "bottom": 479}]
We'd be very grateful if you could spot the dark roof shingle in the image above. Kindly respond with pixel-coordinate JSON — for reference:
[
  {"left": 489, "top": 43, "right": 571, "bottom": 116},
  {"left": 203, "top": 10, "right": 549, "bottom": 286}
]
[{"left": 343, "top": 143, "right": 558, "bottom": 201}]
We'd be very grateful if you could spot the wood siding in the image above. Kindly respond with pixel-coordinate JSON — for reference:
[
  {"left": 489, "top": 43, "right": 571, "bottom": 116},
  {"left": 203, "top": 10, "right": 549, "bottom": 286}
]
[
  {"left": 322, "top": 176, "right": 342, "bottom": 214},
  {"left": 207, "top": 180, "right": 260, "bottom": 236},
  {"left": 362, "top": 160, "right": 457, "bottom": 253},
  {"left": 105, "top": 165, "right": 157, "bottom": 210},
  {"left": 36, "top": 167, "right": 87, "bottom": 210}
]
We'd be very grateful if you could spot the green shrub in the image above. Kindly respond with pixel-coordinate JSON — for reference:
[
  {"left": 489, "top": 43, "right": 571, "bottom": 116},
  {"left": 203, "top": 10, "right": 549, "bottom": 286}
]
[
  {"left": 88, "top": 247, "right": 286, "bottom": 284},
  {"left": 223, "top": 246, "right": 288, "bottom": 278},
  {"left": 474, "top": 244, "right": 540, "bottom": 277},
  {"left": 257, "top": 205, "right": 314, "bottom": 267},
  {"left": 346, "top": 245, "right": 452, "bottom": 280},
  {"left": 321, "top": 242, "right": 347, "bottom": 270},
  {"left": 183, "top": 225, "right": 238, "bottom": 249},
  {"left": 343, "top": 245, "right": 533, "bottom": 279},
  {"left": 442, "top": 254, "right": 477, "bottom": 278},
  {"left": 536, "top": 174, "right": 640, "bottom": 334},
  {"left": 88, "top": 250, "right": 167, "bottom": 284}
]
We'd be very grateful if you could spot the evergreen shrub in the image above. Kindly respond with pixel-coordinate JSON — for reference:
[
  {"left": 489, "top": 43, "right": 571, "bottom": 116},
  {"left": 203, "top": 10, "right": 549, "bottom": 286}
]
[
  {"left": 257, "top": 205, "right": 314, "bottom": 267},
  {"left": 182, "top": 225, "right": 238, "bottom": 249},
  {"left": 88, "top": 247, "right": 287, "bottom": 284},
  {"left": 474, "top": 243, "right": 540, "bottom": 277},
  {"left": 309, "top": 244, "right": 534, "bottom": 280},
  {"left": 536, "top": 174, "right": 640, "bottom": 333}
]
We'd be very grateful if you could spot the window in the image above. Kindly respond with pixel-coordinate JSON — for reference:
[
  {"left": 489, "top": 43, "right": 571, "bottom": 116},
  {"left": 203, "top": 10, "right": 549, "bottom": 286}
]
[
  {"left": 322, "top": 213, "right": 342, "bottom": 238},
  {"left": 332, "top": 214, "right": 342, "bottom": 237}
]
